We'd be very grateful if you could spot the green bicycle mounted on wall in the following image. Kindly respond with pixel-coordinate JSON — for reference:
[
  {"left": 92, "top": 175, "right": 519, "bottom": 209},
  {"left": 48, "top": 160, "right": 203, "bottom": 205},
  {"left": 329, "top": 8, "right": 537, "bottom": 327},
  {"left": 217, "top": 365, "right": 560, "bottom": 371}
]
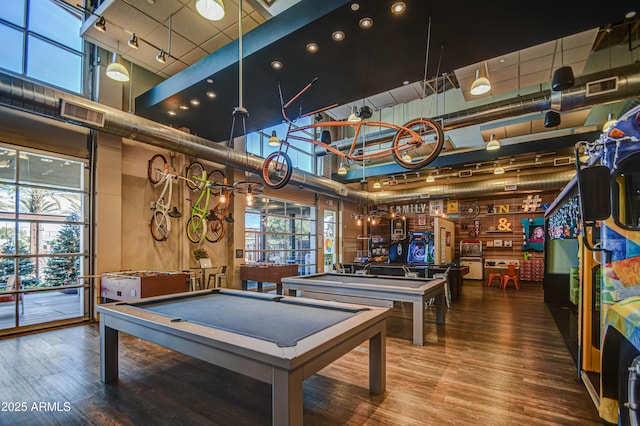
[{"left": 184, "top": 161, "right": 229, "bottom": 244}]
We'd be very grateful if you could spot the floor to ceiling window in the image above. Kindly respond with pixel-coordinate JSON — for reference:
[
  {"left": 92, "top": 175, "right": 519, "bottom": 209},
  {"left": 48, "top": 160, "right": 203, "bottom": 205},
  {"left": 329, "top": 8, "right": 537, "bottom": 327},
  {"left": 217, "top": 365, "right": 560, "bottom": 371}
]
[
  {"left": 0, "top": 145, "right": 90, "bottom": 333},
  {"left": 244, "top": 196, "right": 317, "bottom": 276},
  {"left": 245, "top": 117, "right": 316, "bottom": 173},
  {"left": 0, "top": 0, "right": 83, "bottom": 94}
]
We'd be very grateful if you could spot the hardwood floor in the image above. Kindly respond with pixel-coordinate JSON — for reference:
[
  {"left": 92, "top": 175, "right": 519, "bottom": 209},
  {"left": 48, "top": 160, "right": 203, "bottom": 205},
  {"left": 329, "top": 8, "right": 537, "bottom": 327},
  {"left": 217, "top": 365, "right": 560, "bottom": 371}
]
[{"left": 0, "top": 280, "right": 600, "bottom": 425}]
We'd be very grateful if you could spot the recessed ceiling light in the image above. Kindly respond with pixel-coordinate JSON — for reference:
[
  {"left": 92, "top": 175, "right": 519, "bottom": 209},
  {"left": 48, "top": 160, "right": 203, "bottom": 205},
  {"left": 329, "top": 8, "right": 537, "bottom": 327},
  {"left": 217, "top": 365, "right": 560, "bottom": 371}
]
[
  {"left": 167, "top": 111, "right": 176, "bottom": 116},
  {"left": 179, "top": 105, "right": 189, "bottom": 110},
  {"left": 403, "top": 80, "right": 409, "bottom": 85},
  {"left": 499, "top": 58, "right": 506, "bottom": 63},
  {"left": 332, "top": 31, "right": 345, "bottom": 41},
  {"left": 271, "top": 60, "right": 283, "bottom": 70},
  {"left": 626, "top": 11, "right": 636, "bottom": 19},
  {"left": 391, "top": 2, "right": 406, "bottom": 14},
  {"left": 351, "top": 3, "right": 360, "bottom": 11},
  {"left": 306, "top": 43, "right": 319, "bottom": 53},
  {"left": 206, "top": 91, "right": 216, "bottom": 98},
  {"left": 206, "top": 78, "right": 213, "bottom": 83},
  {"left": 359, "top": 17, "right": 373, "bottom": 29},
  {"left": 190, "top": 99, "right": 200, "bottom": 106}
]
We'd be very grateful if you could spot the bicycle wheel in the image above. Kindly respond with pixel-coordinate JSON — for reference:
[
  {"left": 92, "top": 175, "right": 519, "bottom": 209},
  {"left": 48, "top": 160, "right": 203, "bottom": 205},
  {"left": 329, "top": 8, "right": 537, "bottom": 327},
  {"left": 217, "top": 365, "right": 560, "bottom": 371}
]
[
  {"left": 262, "top": 151, "right": 293, "bottom": 189},
  {"left": 392, "top": 118, "right": 444, "bottom": 170},
  {"left": 186, "top": 215, "right": 205, "bottom": 243},
  {"left": 148, "top": 154, "right": 168, "bottom": 184},
  {"left": 208, "top": 169, "right": 225, "bottom": 185},
  {"left": 150, "top": 210, "right": 170, "bottom": 242},
  {"left": 205, "top": 215, "right": 225, "bottom": 243},
  {"left": 186, "top": 161, "right": 206, "bottom": 191}
]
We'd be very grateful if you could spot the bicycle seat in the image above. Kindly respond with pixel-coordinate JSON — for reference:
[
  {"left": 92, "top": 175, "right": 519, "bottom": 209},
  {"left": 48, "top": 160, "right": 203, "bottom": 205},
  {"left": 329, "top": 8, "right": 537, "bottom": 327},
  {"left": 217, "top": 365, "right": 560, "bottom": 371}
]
[
  {"left": 205, "top": 210, "right": 218, "bottom": 221},
  {"left": 168, "top": 207, "right": 182, "bottom": 218}
]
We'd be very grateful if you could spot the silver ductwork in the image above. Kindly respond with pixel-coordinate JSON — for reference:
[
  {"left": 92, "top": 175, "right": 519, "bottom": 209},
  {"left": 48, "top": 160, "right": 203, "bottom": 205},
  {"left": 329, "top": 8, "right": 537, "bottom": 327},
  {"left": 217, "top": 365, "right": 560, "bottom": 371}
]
[
  {"left": 372, "top": 169, "right": 575, "bottom": 203},
  {"left": 318, "top": 62, "right": 640, "bottom": 154},
  {"left": 0, "top": 72, "right": 368, "bottom": 202}
]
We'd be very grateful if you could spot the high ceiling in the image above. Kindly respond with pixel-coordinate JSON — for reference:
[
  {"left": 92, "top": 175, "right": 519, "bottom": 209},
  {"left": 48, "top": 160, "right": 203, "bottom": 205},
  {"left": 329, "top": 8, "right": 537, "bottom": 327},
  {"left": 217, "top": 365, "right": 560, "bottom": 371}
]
[{"left": 78, "top": 0, "right": 639, "bottom": 181}]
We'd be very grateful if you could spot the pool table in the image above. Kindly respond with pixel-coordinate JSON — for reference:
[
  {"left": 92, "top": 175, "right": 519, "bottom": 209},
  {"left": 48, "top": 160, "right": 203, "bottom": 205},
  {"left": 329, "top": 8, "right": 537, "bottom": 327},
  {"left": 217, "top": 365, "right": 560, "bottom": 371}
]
[
  {"left": 98, "top": 289, "right": 388, "bottom": 425},
  {"left": 281, "top": 273, "right": 446, "bottom": 346}
]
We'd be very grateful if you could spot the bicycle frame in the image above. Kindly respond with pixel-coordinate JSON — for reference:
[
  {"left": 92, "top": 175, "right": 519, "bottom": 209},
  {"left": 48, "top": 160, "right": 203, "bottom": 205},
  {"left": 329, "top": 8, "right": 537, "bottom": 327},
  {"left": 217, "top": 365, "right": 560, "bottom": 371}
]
[
  {"left": 186, "top": 175, "right": 226, "bottom": 244},
  {"left": 262, "top": 79, "right": 444, "bottom": 189},
  {"left": 149, "top": 159, "right": 183, "bottom": 242}
]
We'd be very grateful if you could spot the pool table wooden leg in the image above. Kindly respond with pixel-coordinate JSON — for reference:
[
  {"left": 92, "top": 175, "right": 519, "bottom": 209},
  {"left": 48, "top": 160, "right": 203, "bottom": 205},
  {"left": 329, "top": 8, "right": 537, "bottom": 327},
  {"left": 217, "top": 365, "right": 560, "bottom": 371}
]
[
  {"left": 272, "top": 367, "right": 303, "bottom": 426},
  {"left": 413, "top": 300, "right": 425, "bottom": 346},
  {"left": 100, "top": 319, "right": 119, "bottom": 383},
  {"left": 369, "top": 327, "right": 386, "bottom": 394}
]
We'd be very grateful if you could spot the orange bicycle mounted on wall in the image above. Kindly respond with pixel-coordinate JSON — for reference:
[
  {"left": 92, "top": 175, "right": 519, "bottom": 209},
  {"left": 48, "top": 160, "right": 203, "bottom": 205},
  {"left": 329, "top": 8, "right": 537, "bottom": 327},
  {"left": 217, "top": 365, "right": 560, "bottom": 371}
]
[{"left": 262, "top": 78, "right": 445, "bottom": 189}]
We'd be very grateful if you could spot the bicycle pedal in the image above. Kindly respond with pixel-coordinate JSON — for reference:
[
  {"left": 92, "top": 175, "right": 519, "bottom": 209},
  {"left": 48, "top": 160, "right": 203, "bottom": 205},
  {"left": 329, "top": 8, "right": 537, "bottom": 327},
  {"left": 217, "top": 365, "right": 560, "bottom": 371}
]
[{"left": 168, "top": 207, "right": 182, "bottom": 218}]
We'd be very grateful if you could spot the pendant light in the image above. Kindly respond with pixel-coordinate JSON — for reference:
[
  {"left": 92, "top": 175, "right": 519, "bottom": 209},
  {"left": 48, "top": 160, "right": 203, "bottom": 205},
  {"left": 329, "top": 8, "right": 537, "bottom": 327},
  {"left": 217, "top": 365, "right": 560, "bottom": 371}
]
[
  {"left": 106, "top": 41, "right": 130, "bottom": 82},
  {"left": 551, "top": 38, "right": 574, "bottom": 91},
  {"left": 196, "top": 0, "right": 225, "bottom": 21},
  {"left": 268, "top": 130, "right": 280, "bottom": 146},
  {"left": 347, "top": 106, "right": 361, "bottom": 123},
  {"left": 337, "top": 161, "right": 347, "bottom": 175},
  {"left": 470, "top": 62, "right": 491, "bottom": 95},
  {"left": 486, "top": 134, "right": 501, "bottom": 151}
]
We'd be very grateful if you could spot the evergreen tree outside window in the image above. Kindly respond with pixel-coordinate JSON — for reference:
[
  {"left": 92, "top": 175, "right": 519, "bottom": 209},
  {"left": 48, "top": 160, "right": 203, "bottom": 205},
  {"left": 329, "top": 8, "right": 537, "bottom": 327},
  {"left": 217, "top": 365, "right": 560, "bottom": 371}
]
[{"left": 43, "top": 212, "right": 80, "bottom": 287}]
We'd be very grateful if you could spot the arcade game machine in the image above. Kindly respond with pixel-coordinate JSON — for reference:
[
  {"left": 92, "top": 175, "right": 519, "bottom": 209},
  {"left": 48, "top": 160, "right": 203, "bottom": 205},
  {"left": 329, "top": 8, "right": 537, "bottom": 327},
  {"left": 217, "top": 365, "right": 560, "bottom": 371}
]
[
  {"left": 388, "top": 239, "right": 409, "bottom": 264},
  {"left": 407, "top": 232, "right": 434, "bottom": 264}
]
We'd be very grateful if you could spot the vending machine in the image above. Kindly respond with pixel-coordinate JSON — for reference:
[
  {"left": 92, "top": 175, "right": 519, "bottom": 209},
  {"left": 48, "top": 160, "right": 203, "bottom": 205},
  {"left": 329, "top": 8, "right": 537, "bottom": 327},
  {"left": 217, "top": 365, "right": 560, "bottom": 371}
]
[{"left": 459, "top": 239, "right": 484, "bottom": 280}]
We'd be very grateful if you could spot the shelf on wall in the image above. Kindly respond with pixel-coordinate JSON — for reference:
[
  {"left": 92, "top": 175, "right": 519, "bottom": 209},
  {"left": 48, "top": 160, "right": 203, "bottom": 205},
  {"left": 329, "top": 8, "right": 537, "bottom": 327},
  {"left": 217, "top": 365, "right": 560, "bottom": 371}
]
[{"left": 485, "top": 230, "right": 514, "bottom": 233}]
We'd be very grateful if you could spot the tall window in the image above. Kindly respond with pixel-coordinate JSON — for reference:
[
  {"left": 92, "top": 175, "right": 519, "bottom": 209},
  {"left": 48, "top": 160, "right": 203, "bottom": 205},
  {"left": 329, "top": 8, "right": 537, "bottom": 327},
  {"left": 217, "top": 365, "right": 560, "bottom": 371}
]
[
  {"left": 0, "top": 145, "right": 89, "bottom": 331},
  {"left": 246, "top": 116, "right": 316, "bottom": 173},
  {"left": 244, "top": 196, "right": 317, "bottom": 275},
  {"left": 0, "top": 0, "right": 83, "bottom": 94}
]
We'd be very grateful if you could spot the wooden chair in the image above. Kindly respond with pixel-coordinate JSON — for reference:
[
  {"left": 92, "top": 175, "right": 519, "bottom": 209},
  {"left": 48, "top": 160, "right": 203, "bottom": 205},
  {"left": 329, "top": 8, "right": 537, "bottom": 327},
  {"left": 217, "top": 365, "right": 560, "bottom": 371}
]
[
  {"left": 502, "top": 263, "right": 519, "bottom": 291},
  {"left": 487, "top": 267, "right": 504, "bottom": 288},
  {"left": 0, "top": 275, "right": 24, "bottom": 314},
  {"left": 207, "top": 266, "right": 228, "bottom": 288}
]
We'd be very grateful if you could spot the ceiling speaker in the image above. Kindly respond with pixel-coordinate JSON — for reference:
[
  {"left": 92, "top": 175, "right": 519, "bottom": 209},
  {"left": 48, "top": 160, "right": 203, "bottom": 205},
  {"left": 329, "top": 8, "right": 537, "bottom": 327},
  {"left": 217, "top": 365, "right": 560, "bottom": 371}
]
[
  {"left": 551, "top": 66, "right": 575, "bottom": 91},
  {"left": 544, "top": 111, "right": 561, "bottom": 128}
]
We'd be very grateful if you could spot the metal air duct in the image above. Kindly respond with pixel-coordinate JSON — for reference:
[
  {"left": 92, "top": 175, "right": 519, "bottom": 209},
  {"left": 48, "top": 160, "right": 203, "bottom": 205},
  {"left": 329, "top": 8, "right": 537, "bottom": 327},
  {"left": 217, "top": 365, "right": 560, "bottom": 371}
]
[
  {"left": 0, "top": 72, "right": 368, "bottom": 203},
  {"left": 372, "top": 169, "right": 575, "bottom": 203}
]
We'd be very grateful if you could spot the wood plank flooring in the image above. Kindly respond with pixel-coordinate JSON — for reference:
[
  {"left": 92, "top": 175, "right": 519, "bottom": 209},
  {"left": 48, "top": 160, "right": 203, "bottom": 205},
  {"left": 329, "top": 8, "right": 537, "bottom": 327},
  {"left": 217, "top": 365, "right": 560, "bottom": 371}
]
[{"left": 0, "top": 280, "right": 600, "bottom": 425}]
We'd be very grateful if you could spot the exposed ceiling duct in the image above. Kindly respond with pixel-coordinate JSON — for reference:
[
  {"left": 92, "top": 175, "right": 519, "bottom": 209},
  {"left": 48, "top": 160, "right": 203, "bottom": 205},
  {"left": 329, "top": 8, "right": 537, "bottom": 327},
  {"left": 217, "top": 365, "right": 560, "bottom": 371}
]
[
  {"left": 0, "top": 70, "right": 579, "bottom": 205},
  {"left": 372, "top": 169, "right": 576, "bottom": 203},
  {"left": 0, "top": 71, "right": 368, "bottom": 203}
]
